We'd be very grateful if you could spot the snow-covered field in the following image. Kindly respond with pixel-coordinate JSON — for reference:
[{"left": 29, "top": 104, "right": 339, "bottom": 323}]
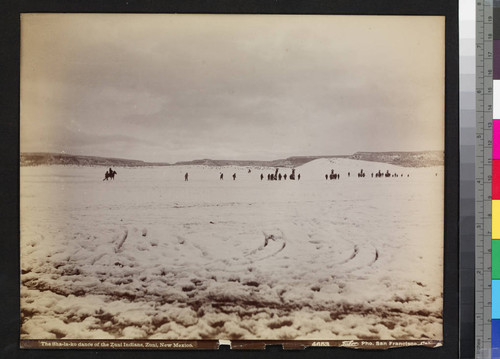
[{"left": 20, "top": 158, "right": 444, "bottom": 341}]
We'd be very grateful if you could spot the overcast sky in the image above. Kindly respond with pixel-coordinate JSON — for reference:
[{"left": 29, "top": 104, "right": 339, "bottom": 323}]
[{"left": 20, "top": 14, "right": 445, "bottom": 163}]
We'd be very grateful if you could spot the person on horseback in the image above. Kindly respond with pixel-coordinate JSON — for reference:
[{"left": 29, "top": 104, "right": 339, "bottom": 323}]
[{"left": 103, "top": 167, "right": 117, "bottom": 181}]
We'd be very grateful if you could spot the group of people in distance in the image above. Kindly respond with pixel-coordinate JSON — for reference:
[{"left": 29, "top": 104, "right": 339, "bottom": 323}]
[
  {"left": 184, "top": 172, "right": 238, "bottom": 181},
  {"left": 218, "top": 172, "right": 237, "bottom": 180},
  {"left": 105, "top": 167, "right": 414, "bottom": 182},
  {"left": 325, "top": 169, "right": 410, "bottom": 179},
  {"left": 105, "top": 167, "right": 419, "bottom": 183},
  {"left": 373, "top": 169, "right": 409, "bottom": 178},
  {"left": 262, "top": 168, "right": 300, "bottom": 181},
  {"left": 183, "top": 168, "right": 300, "bottom": 182},
  {"left": 326, "top": 169, "right": 340, "bottom": 180}
]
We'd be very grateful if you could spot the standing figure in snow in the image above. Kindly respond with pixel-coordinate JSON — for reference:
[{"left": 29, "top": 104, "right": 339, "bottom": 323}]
[
  {"left": 233, "top": 173, "right": 236, "bottom": 180},
  {"left": 260, "top": 173, "right": 264, "bottom": 181},
  {"left": 284, "top": 174, "right": 287, "bottom": 180},
  {"left": 185, "top": 172, "right": 189, "bottom": 181},
  {"left": 220, "top": 173, "right": 224, "bottom": 180},
  {"left": 298, "top": 174, "right": 301, "bottom": 180}
]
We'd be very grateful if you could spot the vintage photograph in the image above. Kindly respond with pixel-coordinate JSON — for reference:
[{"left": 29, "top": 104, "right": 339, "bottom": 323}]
[{"left": 20, "top": 14, "right": 445, "bottom": 346}]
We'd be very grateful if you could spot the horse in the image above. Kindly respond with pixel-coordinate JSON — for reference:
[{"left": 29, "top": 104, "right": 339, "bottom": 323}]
[{"left": 103, "top": 170, "right": 117, "bottom": 181}]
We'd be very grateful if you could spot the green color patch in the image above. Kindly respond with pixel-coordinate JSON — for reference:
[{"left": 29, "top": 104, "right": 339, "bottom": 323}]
[{"left": 494, "top": 240, "right": 500, "bottom": 280}]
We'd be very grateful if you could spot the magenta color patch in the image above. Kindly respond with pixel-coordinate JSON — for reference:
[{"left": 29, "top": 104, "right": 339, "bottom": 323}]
[{"left": 495, "top": 121, "right": 500, "bottom": 159}]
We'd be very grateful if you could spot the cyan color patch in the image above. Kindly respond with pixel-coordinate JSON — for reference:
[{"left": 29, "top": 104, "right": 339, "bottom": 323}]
[{"left": 493, "top": 280, "right": 500, "bottom": 319}]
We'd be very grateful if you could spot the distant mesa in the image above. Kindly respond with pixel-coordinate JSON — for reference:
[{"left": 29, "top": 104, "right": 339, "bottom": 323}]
[
  {"left": 171, "top": 156, "right": 348, "bottom": 168},
  {"left": 348, "top": 151, "right": 444, "bottom": 168},
  {"left": 20, "top": 151, "right": 443, "bottom": 168},
  {"left": 19, "top": 153, "right": 169, "bottom": 167}
]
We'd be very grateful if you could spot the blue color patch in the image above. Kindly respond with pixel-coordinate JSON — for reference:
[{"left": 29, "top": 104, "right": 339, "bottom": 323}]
[{"left": 493, "top": 320, "right": 500, "bottom": 359}]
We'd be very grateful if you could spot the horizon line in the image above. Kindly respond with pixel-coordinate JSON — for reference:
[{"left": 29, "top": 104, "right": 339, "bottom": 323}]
[{"left": 20, "top": 150, "right": 445, "bottom": 164}]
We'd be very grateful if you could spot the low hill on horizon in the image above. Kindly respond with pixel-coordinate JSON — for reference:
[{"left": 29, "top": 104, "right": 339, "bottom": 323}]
[
  {"left": 172, "top": 155, "right": 350, "bottom": 168},
  {"left": 349, "top": 151, "right": 444, "bottom": 167},
  {"left": 20, "top": 153, "right": 170, "bottom": 167},
  {"left": 20, "top": 151, "right": 444, "bottom": 168}
]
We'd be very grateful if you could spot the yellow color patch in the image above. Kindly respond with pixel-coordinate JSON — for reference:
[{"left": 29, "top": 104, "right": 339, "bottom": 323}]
[{"left": 494, "top": 200, "right": 500, "bottom": 239}]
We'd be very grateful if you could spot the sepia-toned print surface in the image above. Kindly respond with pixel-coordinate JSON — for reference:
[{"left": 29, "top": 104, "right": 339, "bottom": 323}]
[{"left": 20, "top": 14, "right": 445, "bottom": 348}]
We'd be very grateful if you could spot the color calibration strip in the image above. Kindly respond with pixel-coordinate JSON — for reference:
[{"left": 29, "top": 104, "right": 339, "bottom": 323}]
[
  {"left": 491, "top": 2, "right": 500, "bottom": 358},
  {"left": 477, "top": 0, "right": 493, "bottom": 358}
]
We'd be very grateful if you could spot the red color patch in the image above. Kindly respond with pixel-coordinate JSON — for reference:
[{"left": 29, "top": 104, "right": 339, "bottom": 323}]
[{"left": 494, "top": 160, "right": 500, "bottom": 199}]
